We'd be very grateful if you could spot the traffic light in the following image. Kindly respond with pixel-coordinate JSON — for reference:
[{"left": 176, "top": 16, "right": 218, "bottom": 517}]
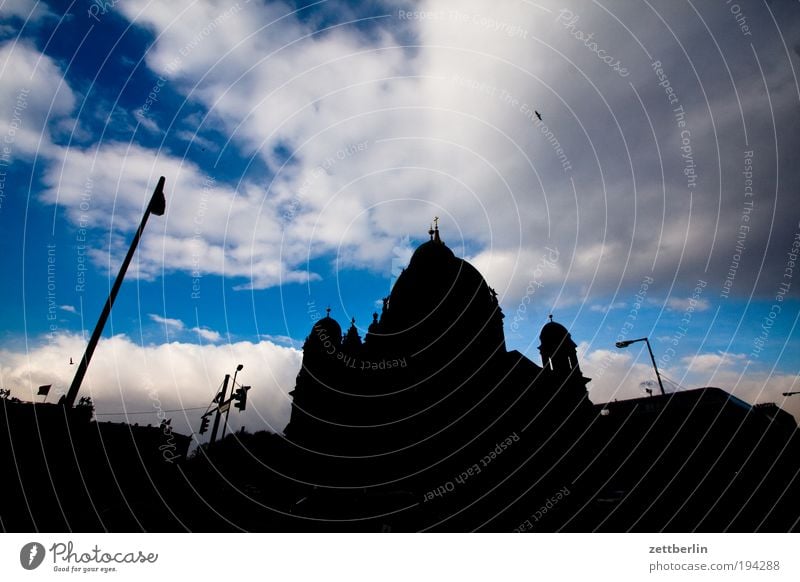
[
  {"left": 199, "top": 414, "right": 210, "bottom": 434},
  {"left": 233, "top": 385, "right": 250, "bottom": 411}
]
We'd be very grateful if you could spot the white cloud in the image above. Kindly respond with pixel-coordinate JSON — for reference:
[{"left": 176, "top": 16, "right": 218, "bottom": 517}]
[
  {"left": 104, "top": 0, "right": 797, "bottom": 302},
  {"left": 469, "top": 246, "right": 563, "bottom": 308},
  {"left": 578, "top": 342, "right": 652, "bottom": 403},
  {"left": 0, "top": 0, "right": 54, "bottom": 23},
  {"left": 681, "top": 352, "right": 748, "bottom": 376},
  {"left": 261, "top": 334, "right": 299, "bottom": 348},
  {"left": 173, "top": 129, "right": 218, "bottom": 152},
  {"left": 59, "top": 304, "right": 77, "bottom": 313},
  {"left": 191, "top": 326, "right": 222, "bottom": 343},
  {"left": 590, "top": 301, "right": 627, "bottom": 313},
  {"left": 0, "top": 40, "right": 75, "bottom": 159},
  {"left": 38, "top": 141, "right": 316, "bottom": 287},
  {"left": 665, "top": 296, "right": 710, "bottom": 313},
  {"left": 148, "top": 313, "right": 185, "bottom": 331},
  {"left": 0, "top": 332, "right": 302, "bottom": 437},
  {"left": 147, "top": 315, "right": 223, "bottom": 344},
  {"left": 17, "top": 0, "right": 800, "bottom": 304}
]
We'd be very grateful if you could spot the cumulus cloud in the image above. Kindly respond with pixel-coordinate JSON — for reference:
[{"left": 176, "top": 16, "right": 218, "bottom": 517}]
[
  {"left": 590, "top": 301, "right": 627, "bottom": 313},
  {"left": 681, "top": 351, "right": 748, "bottom": 376},
  {"left": 38, "top": 141, "right": 315, "bottom": 286},
  {"left": 0, "top": 40, "right": 75, "bottom": 158},
  {"left": 148, "top": 313, "right": 185, "bottom": 331},
  {"left": 81, "top": 0, "right": 797, "bottom": 315},
  {"left": 579, "top": 342, "right": 652, "bottom": 403},
  {"left": 8, "top": 0, "right": 796, "bottom": 315},
  {"left": 261, "top": 334, "right": 300, "bottom": 348},
  {"left": 0, "top": 332, "right": 302, "bottom": 437},
  {"left": 665, "top": 296, "right": 711, "bottom": 312},
  {"left": 191, "top": 326, "right": 222, "bottom": 343},
  {"left": 0, "top": 0, "right": 54, "bottom": 23}
]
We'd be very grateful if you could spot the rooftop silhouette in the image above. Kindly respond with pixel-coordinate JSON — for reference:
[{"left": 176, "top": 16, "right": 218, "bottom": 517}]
[{"left": 1, "top": 224, "right": 798, "bottom": 532}]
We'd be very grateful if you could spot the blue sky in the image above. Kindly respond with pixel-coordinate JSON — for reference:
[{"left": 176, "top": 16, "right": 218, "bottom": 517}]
[{"left": 1, "top": 0, "right": 799, "bottom": 437}]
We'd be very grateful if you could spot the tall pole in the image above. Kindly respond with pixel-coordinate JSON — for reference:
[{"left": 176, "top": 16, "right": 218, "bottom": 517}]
[
  {"left": 65, "top": 177, "right": 166, "bottom": 408},
  {"left": 209, "top": 374, "right": 230, "bottom": 445},
  {"left": 616, "top": 336, "right": 666, "bottom": 396},
  {"left": 644, "top": 338, "right": 666, "bottom": 396},
  {"left": 221, "top": 364, "right": 243, "bottom": 441}
]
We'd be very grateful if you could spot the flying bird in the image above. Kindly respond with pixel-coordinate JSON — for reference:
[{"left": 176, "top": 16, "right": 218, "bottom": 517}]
[
  {"left": 69, "top": 357, "right": 74, "bottom": 365},
  {"left": 535, "top": 110, "right": 543, "bottom": 121}
]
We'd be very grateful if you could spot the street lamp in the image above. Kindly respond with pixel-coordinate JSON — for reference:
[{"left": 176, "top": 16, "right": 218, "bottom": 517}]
[
  {"left": 65, "top": 177, "right": 167, "bottom": 407},
  {"left": 221, "top": 364, "right": 244, "bottom": 440},
  {"left": 782, "top": 392, "right": 800, "bottom": 397},
  {"left": 615, "top": 337, "right": 665, "bottom": 396}
]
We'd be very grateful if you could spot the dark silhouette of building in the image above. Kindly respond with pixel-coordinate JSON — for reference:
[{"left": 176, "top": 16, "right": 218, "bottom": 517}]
[
  {"left": 0, "top": 397, "right": 190, "bottom": 531},
  {"left": 284, "top": 225, "right": 591, "bottom": 489},
  {"left": 1, "top": 224, "right": 798, "bottom": 532},
  {"left": 277, "top": 225, "right": 798, "bottom": 531}
]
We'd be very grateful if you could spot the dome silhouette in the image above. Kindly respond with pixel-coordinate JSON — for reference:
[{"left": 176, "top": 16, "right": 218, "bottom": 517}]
[{"left": 539, "top": 318, "right": 575, "bottom": 347}]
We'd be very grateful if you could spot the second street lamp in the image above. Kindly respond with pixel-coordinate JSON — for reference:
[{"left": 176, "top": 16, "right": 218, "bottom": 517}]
[
  {"left": 616, "top": 337, "right": 666, "bottom": 396},
  {"left": 221, "top": 364, "right": 244, "bottom": 440}
]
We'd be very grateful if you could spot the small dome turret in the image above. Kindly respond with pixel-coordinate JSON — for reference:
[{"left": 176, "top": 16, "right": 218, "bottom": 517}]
[
  {"left": 342, "top": 317, "right": 362, "bottom": 352},
  {"left": 539, "top": 315, "right": 579, "bottom": 373},
  {"left": 539, "top": 315, "right": 575, "bottom": 348},
  {"left": 305, "top": 306, "right": 342, "bottom": 351}
]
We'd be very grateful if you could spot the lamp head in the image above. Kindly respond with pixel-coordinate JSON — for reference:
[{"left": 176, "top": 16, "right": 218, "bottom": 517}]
[
  {"left": 615, "top": 341, "right": 633, "bottom": 348},
  {"left": 236, "top": 364, "right": 244, "bottom": 372}
]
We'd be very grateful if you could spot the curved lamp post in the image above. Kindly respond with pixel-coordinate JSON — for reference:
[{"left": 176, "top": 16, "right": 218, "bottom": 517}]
[
  {"left": 221, "top": 364, "right": 243, "bottom": 440},
  {"left": 65, "top": 177, "right": 167, "bottom": 407},
  {"left": 615, "top": 337, "right": 666, "bottom": 396}
]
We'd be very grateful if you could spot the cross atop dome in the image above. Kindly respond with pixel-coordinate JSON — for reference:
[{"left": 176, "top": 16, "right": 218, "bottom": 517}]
[{"left": 433, "top": 216, "right": 442, "bottom": 243}]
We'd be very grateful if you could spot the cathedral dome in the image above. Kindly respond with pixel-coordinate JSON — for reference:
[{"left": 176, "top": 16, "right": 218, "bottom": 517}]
[
  {"left": 387, "top": 230, "right": 484, "bottom": 318},
  {"left": 377, "top": 223, "right": 506, "bottom": 359},
  {"left": 408, "top": 238, "right": 455, "bottom": 266}
]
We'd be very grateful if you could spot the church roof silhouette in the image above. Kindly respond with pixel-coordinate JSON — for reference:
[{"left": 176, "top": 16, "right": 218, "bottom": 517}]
[
  {"left": 284, "top": 223, "right": 592, "bottom": 473},
  {"left": 1, "top": 223, "right": 798, "bottom": 532},
  {"left": 277, "top": 224, "right": 799, "bottom": 531}
]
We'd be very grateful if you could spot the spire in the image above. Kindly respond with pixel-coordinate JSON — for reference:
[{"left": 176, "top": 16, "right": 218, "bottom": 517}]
[
  {"left": 326, "top": 306, "right": 331, "bottom": 317},
  {"left": 428, "top": 223, "right": 434, "bottom": 241},
  {"left": 549, "top": 313, "right": 553, "bottom": 322},
  {"left": 366, "top": 310, "right": 381, "bottom": 340},
  {"left": 343, "top": 316, "right": 362, "bottom": 350},
  {"left": 433, "top": 216, "right": 441, "bottom": 243}
]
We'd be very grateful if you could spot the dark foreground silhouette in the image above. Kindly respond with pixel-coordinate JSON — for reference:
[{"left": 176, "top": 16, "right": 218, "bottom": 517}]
[{"left": 3, "top": 228, "right": 798, "bottom": 531}]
